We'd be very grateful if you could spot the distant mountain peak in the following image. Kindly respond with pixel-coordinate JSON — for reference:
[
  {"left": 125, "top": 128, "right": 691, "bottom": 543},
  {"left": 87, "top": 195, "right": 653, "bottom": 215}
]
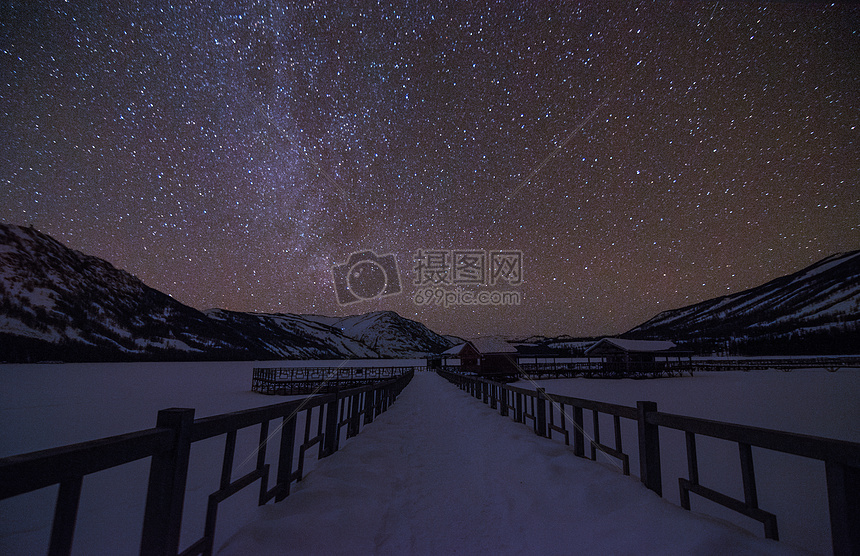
[{"left": 309, "top": 310, "right": 455, "bottom": 357}]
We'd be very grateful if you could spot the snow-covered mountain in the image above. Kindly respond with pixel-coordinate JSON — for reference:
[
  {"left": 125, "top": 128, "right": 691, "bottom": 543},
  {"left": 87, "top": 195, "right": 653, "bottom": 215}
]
[
  {"left": 443, "top": 334, "right": 467, "bottom": 345},
  {"left": 305, "top": 311, "right": 454, "bottom": 357},
  {"left": 0, "top": 223, "right": 452, "bottom": 362},
  {"left": 205, "top": 309, "right": 380, "bottom": 359},
  {"left": 625, "top": 250, "right": 860, "bottom": 354},
  {"left": 0, "top": 223, "right": 256, "bottom": 362},
  {"left": 507, "top": 334, "right": 599, "bottom": 356}
]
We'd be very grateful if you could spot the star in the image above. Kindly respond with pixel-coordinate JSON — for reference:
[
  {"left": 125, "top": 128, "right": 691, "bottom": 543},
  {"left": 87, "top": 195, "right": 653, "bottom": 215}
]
[{"left": 1, "top": 1, "right": 857, "bottom": 337}]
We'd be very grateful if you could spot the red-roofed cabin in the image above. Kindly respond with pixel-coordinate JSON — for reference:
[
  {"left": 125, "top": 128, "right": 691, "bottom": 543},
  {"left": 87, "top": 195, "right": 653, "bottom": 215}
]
[{"left": 437, "top": 338, "right": 519, "bottom": 380}]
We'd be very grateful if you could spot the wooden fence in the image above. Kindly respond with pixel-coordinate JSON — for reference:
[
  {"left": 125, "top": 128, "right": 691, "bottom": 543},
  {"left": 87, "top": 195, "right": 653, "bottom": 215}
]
[
  {"left": 688, "top": 357, "right": 860, "bottom": 373},
  {"left": 502, "top": 356, "right": 860, "bottom": 380},
  {"left": 437, "top": 370, "right": 860, "bottom": 556},
  {"left": 252, "top": 366, "right": 420, "bottom": 394},
  {"left": 510, "top": 361, "right": 691, "bottom": 379},
  {"left": 0, "top": 371, "right": 413, "bottom": 556}
]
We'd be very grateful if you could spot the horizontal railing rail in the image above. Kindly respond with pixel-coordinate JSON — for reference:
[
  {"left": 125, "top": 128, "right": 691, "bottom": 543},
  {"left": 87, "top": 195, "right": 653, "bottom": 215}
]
[
  {"left": 446, "top": 356, "right": 860, "bottom": 380},
  {"left": 0, "top": 370, "right": 414, "bottom": 556},
  {"left": 0, "top": 428, "right": 174, "bottom": 500},
  {"left": 689, "top": 357, "right": 860, "bottom": 372},
  {"left": 437, "top": 369, "right": 860, "bottom": 556},
  {"left": 479, "top": 361, "right": 691, "bottom": 379}
]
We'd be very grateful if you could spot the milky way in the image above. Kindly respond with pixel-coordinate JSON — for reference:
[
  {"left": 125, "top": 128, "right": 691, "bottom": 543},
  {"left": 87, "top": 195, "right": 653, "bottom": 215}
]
[{"left": 1, "top": 2, "right": 858, "bottom": 338}]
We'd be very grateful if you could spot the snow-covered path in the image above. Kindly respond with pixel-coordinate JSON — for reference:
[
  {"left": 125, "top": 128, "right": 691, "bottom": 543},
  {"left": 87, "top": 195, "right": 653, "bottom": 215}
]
[{"left": 218, "top": 372, "right": 805, "bottom": 555}]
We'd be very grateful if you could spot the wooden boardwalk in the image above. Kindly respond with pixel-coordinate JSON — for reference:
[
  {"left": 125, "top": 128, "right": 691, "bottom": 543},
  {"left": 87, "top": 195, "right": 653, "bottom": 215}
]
[{"left": 219, "top": 372, "right": 813, "bottom": 556}]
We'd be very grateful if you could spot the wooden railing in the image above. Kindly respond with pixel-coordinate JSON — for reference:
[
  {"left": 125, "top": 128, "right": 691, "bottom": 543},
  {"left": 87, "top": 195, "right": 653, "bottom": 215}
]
[
  {"left": 252, "top": 365, "right": 420, "bottom": 394},
  {"left": 437, "top": 370, "right": 860, "bottom": 556},
  {"left": 0, "top": 371, "right": 414, "bottom": 556},
  {"left": 511, "top": 361, "right": 691, "bottom": 379},
  {"left": 689, "top": 357, "right": 860, "bottom": 373},
  {"left": 509, "top": 356, "right": 860, "bottom": 379}
]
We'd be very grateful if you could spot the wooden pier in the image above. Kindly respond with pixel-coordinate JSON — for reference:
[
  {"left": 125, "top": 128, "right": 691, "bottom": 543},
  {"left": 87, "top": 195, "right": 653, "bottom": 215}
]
[{"left": 252, "top": 366, "right": 422, "bottom": 395}]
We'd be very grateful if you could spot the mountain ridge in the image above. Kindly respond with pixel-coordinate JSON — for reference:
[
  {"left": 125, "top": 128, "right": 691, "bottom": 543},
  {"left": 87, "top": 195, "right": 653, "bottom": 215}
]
[
  {"left": 0, "top": 224, "right": 258, "bottom": 361},
  {"left": 1, "top": 222, "right": 857, "bottom": 361},
  {"left": 623, "top": 249, "right": 860, "bottom": 354},
  {"left": 0, "top": 223, "right": 453, "bottom": 362}
]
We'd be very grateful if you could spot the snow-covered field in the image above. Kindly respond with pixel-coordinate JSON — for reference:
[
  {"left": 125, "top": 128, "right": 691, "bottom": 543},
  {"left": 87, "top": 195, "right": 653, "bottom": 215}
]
[
  {"left": 520, "top": 369, "right": 860, "bottom": 555},
  {"left": 0, "top": 361, "right": 856, "bottom": 555}
]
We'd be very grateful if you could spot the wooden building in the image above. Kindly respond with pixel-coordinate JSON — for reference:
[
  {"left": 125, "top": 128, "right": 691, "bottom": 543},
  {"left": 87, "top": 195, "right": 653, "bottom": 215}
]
[
  {"left": 434, "top": 341, "right": 481, "bottom": 373},
  {"left": 584, "top": 338, "right": 691, "bottom": 377},
  {"left": 435, "top": 338, "right": 520, "bottom": 380}
]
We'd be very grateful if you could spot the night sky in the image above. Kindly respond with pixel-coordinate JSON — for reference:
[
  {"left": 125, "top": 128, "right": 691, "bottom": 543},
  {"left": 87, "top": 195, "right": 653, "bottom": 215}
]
[{"left": 2, "top": 2, "right": 858, "bottom": 339}]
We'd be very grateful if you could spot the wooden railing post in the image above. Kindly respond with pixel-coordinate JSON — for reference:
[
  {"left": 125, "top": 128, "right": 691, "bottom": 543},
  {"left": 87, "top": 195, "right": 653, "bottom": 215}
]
[
  {"left": 637, "top": 401, "right": 662, "bottom": 497},
  {"left": 347, "top": 393, "right": 361, "bottom": 438},
  {"left": 515, "top": 392, "right": 524, "bottom": 423},
  {"left": 375, "top": 385, "right": 385, "bottom": 416},
  {"left": 572, "top": 406, "right": 585, "bottom": 458},
  {"left": 48, "top": 477, "right": 83, "bottom": 556},
  {"left": 364, "top": 390, "right": 375, "bottom": 424},
  {"left": 826, "top": 461, "right": 860, "bottom": 556},
  {"left": 379, "top": 385, "right": 388, "bottom": 413},
  {"left": 535, "top": 389, "right": 547, "bottom": 438},
  {"left": 322, "top": 395, "right": 340, "bottom": 458},
  {"left": 140, "top": 408, "right": 194, "bottom": 556},
  {"left": 274, "top": 414, "right": 297, "bottom": 502},
  {"left": 499, "top": 386, "right": 509, "bottom": 417}
]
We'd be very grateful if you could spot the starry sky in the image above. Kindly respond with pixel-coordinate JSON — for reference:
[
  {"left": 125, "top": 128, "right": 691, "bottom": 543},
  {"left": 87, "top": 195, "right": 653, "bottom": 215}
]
[{"left": 1, "top": 2, "right": 858, "bottom": 339}]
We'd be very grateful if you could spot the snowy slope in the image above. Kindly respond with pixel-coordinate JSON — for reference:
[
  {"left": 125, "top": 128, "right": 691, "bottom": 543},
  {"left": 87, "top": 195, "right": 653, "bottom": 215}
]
[
  {"left": 316, "top": 311, "right": 455, "bottom": 357},
  {"left": 0, "top": 223, "right": 454, "bottom": 362},
  {"left": 300, "top": 314, "right": 342, "bottom": 327},
  {"left": 625, "top": 250, "right": 860, "bottom": 352},
  {"left": 205, "top": 309, "right": 379, "bottom": 359},
  {"left": 0, "top": 223, "right": 255, "bottom": 362},
  {"left": 510, "top": 335, "right": 598, "bottom": 356}
]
